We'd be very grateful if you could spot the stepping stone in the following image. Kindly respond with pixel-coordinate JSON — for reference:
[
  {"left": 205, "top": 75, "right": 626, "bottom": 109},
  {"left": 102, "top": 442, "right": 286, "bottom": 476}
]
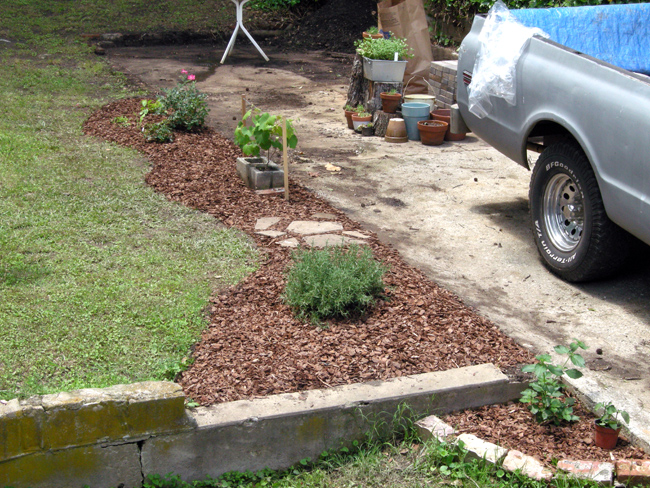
[
  {"left": 286, "top": 220, "right": 343, "bottom": 235},
  {"left": 311, "top": 212, "right": 337, "bottom": 220},
  {"left": 503, "top": 450, "right": 553, "bottom": 481},
  {"left": 305, "top": 234, "right": 367, "bottom": 248},
  {"left": 457, "top": 433, "right": 508, "bottom": 465},
  {"left": 343, "top": 231, "right": 370, "bottom": 239},
  {"left": 415, "top": 415, "right": 456, "bottom": 442},
  {"left": 278, "top": 238, "right": 300, "bottom": 248},
  {"left": 255, "top": 217, "right": 281, "bottom": 230},
  {"left": 556, "top": 460, "right": 614, "bottom": 485},
  {"left": 256, "top": 230, "right": 286, "bottom": 238}
]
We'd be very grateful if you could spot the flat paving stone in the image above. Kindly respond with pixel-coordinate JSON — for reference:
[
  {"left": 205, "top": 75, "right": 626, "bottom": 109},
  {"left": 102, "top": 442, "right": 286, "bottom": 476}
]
[
  {"left": 255, "top": 230, "right": 286, "bottom": 238},
  {"left": 255, "top": 217, "right": 281, "bottom": 230},
  {"left": 503, "top": 450, "right": 553, "bottom": 481},
  {"left": 556, "top": 460, "right": 614, "bottom": 485},
  {"left": 305, "top": 234, "right": 367, "bottom": 248},
  {"left": 415, "top": 415, "right": 456, "bottom": 442},
  {"left": 286, "top": 220, "right": 343, "bottom": 235},
  {"left": 342, "top": 231, "right": 370, "bottom": 239},
  {"left": 311, "top": 213, "right": 338, "bottom": 220},
  {"left": 278, "top": 238, "right": 300, "bottom": 248}
]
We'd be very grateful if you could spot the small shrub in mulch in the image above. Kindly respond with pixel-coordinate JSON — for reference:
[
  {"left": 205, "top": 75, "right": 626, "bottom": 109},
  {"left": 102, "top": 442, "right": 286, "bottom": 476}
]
[{"left": 284, "top": 244, "right": 387, "bottom": 324}]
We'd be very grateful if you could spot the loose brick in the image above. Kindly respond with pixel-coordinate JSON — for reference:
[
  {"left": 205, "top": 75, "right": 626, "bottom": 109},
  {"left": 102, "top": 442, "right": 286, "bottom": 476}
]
[
  {"left": 557, "top": 460, "right": 614, "bottom": 485},
  {"left": 457, "top": 433, "right": 508, "bottom": 464},
  {"left": 502, "top": 450, "right": 553, "bottom": 481},
  {"left": 415, "top": 415, "right": 456, "bottom": 442},
  {"left": 616, "top": 460, "right": 650, "bottom": 486}
]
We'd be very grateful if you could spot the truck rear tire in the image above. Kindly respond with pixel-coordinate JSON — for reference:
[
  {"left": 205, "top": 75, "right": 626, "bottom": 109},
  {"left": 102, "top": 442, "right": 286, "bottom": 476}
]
[{"left": 529, "top": 142, "right": 628, "bottom": 282}]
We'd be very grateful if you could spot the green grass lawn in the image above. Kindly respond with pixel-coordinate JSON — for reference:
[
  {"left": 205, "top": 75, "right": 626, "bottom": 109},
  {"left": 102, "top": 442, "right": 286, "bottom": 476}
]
[{"left": 0, "top": 4, "right": 258, "bottom": 400}]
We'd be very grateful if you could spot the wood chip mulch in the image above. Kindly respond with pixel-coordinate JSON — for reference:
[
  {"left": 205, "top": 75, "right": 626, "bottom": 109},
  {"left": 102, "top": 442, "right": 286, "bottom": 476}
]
[{"left": 83, "top": 98, "right": 648, "bottom": 464}]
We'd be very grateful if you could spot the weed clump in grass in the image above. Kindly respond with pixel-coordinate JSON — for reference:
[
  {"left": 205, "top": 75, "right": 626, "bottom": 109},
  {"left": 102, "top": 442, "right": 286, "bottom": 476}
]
[{"left": 283, "top": 244, "right": 387, "bottom": 324}]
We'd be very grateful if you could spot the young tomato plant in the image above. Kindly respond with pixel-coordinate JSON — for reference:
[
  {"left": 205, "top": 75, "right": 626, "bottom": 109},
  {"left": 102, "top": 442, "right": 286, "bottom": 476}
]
[{"left": 519, "top": 339, "right": 587, "bottom": 425}]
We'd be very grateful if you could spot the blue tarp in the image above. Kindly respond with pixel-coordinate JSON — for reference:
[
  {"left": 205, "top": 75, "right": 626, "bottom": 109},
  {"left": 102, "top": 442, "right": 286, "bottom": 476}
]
[{"left": 510, "top": 3, "right": 650, "bottom": 75}]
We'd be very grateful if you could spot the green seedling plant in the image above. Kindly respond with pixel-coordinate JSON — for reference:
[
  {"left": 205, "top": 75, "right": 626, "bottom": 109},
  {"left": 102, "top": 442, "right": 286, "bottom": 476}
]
[
  {"left": 595, "top": 401, "right": 629, "bottom": 430},
  {"left": 354, "top": 104, "right": 370, "bottom": 117},
  {"left": 234, "top": 109, "right": 298, "bottom": 169},
  {"left": 139, "top": 99, "right": 164, "bottom": 127},
  {"left": 111, "top": 116, "right": 130, "bottom": 127},
  {"left": 344, "top": 104, "right": 355, "bottom": 111},
  {"left": 520, "top": 339, "right": 588, "bottom": 425}
]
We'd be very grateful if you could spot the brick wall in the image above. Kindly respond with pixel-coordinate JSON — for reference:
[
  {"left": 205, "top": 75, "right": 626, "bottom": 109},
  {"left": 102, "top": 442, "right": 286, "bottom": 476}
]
[{"left": 429, "top": 60, "right": 458, "bottom": 109}]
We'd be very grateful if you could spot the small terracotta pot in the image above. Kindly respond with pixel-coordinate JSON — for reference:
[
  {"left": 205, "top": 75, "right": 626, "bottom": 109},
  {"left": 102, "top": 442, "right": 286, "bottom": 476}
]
[
  {"left": 380, "top": 92, "right": 402, "bottom": 114},
  {"left": 431, "top": 108, "right": 466, "bottom": 141},
  {"left": 384, "top": 118, "right": 408, "bottom": 143},
  {"left": 351, "top": 114, "right": 372, "bottom": 130},
  {"left": 594, "top": 422, "right": 620, "bottom": 450},
  {"left": 363, "top": 32, "right": 384, "bottom": 39},
  {"left": 344, "top": 109, "right": 355, "bottom": 130},
  {"left": 418, "top": 120, "right": 448, "bottom": 146}
]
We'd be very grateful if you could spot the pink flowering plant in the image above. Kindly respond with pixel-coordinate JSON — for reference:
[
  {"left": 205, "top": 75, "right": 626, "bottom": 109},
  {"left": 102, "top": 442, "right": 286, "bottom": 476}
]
[{"left": 158, "top": 70, "right": 209, "bottom": 132}]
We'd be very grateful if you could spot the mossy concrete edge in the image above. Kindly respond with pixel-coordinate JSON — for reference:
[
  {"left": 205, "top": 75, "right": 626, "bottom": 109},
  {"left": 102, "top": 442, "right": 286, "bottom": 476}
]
[{"left": 0, "top": 364, "right": 527, "bottom": 488}]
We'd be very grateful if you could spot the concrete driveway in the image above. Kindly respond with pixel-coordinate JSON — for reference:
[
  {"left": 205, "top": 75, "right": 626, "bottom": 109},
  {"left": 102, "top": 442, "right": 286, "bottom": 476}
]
[{"left": 108, "top": 44, "right": 650, "bottom": 449}]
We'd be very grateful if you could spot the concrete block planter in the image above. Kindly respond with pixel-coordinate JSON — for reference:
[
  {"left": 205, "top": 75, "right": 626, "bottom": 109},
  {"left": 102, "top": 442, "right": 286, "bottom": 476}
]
[{"left": 236, "top": 157, "right": 284, "bottom": 190}]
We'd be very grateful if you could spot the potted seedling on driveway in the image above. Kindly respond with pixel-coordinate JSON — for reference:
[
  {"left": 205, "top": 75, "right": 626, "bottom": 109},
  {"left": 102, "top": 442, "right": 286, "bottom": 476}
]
[{"left": 234, "top": 109, "right": 298, "bottom": 190}]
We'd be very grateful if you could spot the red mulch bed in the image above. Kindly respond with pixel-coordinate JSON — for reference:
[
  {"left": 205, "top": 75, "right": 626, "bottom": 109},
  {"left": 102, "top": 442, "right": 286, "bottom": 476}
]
[{"left": 83, "top": 97, "right": 648, "bottom": 464}]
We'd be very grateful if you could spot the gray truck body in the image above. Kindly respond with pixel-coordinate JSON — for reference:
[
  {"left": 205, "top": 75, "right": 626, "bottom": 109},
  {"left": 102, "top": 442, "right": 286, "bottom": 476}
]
[{"left": 456, "top": 15, "right": 650, "bottom": 248}]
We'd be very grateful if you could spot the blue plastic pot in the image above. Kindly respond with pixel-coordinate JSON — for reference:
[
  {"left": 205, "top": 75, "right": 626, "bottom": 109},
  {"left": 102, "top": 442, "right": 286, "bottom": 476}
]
[{"left": 401, "top": 102, "right": 431, "bottom": 141}]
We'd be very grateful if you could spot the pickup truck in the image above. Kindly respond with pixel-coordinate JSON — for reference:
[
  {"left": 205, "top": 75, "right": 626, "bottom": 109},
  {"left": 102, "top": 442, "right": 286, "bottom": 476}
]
[{"left": 455, "top": 3, "right": 650, "bottom": 282}]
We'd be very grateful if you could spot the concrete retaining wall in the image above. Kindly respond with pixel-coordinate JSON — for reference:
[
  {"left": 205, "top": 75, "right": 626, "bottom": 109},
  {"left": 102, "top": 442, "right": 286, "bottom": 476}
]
[{"left": 1, "top": 364, "right": 527, "bottom": 488}]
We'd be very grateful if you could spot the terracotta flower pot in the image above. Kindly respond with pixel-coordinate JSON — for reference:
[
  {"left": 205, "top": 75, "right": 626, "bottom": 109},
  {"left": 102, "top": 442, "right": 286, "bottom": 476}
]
[
  {"left": 384, "top": 118, "right": 408, "bottom": 143},
  {"left": 351, "top": 114, "right": 372, "bottom": 130},
  {"left": 363, "top": 32, "right": 384, "bottom": 39},
  {"left": 418, "top": 120, "right": 448, "bottom": 146},
  {"left": 594, "top": 422, "right": 620, "bottom": 450},
  {"left": 431, "top": 108, "right": 466, "bottom": 141},
  {"left": 380, "top": 92, "right": 402, "bottom": 114},
  {"left": 344, "top": 109, "right": 355, "bottom": 130}
]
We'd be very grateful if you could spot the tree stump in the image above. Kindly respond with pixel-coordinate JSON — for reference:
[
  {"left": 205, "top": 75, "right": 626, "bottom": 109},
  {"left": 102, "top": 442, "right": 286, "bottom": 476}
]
[
  {"left": 366, "top": 81, "right": 402, "bottom": 114},
  {"left": 346, "top": 54, "right": 366, "bottom": 109},
  {"left": 373, "top": 111, "right": 400, "bottom": 138},
  {"left": 346, "top": 54, "right": 403, "bottom": 114}
]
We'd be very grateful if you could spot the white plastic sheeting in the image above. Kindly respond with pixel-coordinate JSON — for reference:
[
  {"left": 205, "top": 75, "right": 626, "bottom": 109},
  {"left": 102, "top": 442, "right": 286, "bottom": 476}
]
[{"left": 468, "top": 0, "right": 547, "bottom": 119}]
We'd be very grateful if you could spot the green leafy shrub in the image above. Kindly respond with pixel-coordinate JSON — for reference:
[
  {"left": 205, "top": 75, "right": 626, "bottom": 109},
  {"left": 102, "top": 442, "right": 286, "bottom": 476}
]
[
  {"left": 519, "top": 339, "right": 587, "bottom": 425},
  {"left": 144, "top": 120, "right": 174, "bottom": 143},
  {"left": 234, "top": 109, "right": 298, "bottom": 167},
  {"left": 355, "top": 36, "right": 413, "bottom": 60},
  {"left": 283, "top": 244, "right": 387, "bottom": 324},
  {"left": 158, "top": 70, "right": 209, "bottom": 132}
]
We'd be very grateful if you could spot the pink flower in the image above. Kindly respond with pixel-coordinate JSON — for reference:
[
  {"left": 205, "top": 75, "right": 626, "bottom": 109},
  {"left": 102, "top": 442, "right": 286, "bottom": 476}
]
[
  {"left": 187, "top": 74, "right": 196, "bottom": 81},
  {"left": 181, "top": 69, "right": 188, "bottom": 74}
]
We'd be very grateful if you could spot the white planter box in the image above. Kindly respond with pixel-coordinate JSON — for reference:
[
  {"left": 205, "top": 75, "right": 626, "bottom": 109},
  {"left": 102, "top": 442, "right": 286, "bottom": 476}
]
[{"left": 362, "top": 57, "right": 408, "bottom": 83}]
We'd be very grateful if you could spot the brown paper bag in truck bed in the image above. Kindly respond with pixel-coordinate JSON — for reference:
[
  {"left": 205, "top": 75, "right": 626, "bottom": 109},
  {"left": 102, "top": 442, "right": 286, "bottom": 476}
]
[{"left": 377, "top": 0, "right": 433, "bottom": 94}]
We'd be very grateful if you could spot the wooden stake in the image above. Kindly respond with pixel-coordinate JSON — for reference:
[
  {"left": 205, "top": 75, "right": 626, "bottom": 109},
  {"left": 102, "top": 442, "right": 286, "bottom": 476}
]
[
  {"left": 282, "top": 117, "right": 289, "bottom": 201},
  {"left": 241, "top": 95, "right": 247, "bottom": 125}
]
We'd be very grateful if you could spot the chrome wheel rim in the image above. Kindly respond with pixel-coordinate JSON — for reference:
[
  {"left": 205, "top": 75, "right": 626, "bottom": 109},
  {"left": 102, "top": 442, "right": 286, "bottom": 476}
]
[{"left": 543, "top": 174, "right": 584, "bottom": 252}]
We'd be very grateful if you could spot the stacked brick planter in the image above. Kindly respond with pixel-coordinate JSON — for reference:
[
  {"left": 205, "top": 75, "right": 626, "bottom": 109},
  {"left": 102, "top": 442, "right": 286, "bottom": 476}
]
[{"left": 417, "top": 415, "right": 650, "bottom": 486}]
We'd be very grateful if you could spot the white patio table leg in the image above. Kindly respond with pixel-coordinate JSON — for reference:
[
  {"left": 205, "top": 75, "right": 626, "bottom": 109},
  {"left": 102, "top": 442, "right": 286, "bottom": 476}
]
[{"left": 220, "top": 0, "right": 270, "bottom": 64}]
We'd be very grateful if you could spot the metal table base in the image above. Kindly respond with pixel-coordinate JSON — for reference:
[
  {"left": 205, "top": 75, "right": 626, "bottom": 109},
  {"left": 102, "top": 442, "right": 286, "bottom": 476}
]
[{"left": 221, "top": 0, "right": 269, "bottom": 64}]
